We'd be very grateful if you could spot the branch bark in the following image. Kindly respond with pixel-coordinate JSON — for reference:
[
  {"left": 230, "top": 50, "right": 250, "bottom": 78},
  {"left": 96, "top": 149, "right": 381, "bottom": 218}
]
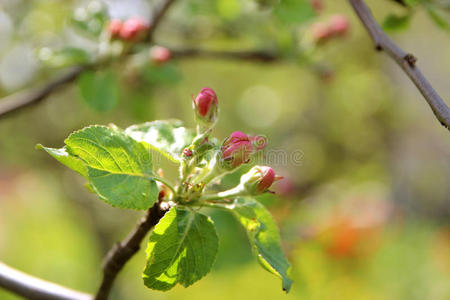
[
  {"left": 0, "top": 262, "right": 92, "bottom": 300},
  {"left": 349, "top": 0, "right": 450, "bottom": 130},
  {"left": 94, "top": 203, "right": 168, "bottom": 300}
]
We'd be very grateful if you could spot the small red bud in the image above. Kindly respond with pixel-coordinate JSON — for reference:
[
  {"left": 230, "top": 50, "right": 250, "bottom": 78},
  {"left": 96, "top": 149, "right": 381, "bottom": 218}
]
[
  {"left": 310, "top": 0, "right": 324, "bottom": 13},
  {"left": 149, "top": 46, "right": 171, "bottom": 64},
  {"left": 183, "top": 148, "right": 193, "bottom": 157},
  {"left": 221, "top": 131, "right": 253, "bottom": 169},
  {"left": 310, "top": 21, "right": 332, "bottom": 43},
  {"left": 193, "top": 87, "right": 219, "bottom": 130},
  {"left": 119, "top": 17, "right": 149, "bottom": 41},
  {"left": 240, "top": 166, "right": 283, "bottom": 194},
  {"left": 329, "top": 15, "right": 350, "bottom": 36},
  {"left": 108, "top": 19, "right": 123, "bottom": 38}
]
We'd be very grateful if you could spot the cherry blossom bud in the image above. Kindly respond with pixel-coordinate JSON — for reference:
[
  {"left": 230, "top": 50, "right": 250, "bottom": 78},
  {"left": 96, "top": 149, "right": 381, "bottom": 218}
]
[
  {"left": 108, "top": 19, "right": 123, "bottom": 38},
  {"left": 220, "top": 131, "right": 253, "bottom": 169},
  {"left": 183, "top": 148, "right": 193, "bottom": 157},
  {"left": 119, "top": 17, "right": 149, "bottom": 41},
  {"left": 310, "top": 21, "right": 332, "bottom": 43},
  {"left": 193, "top": 87, "right": 219, "bottom": 130},
  {"left": 149, "top": 46, "right": 171, "bottom": 64},
  {"left": 240, "top": 166, "right": 282, "bottom": 194},
  {"left": 310, "top": 0, "right": 324, "bottom": 13},
  {"left": 329, "top": 15, "right": 350, "bottom": 36}
]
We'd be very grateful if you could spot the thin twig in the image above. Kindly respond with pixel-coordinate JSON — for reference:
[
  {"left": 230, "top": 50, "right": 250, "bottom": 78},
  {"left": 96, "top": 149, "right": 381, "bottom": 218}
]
[
  {"left": 349, "top": 0, "right": 450, "bottom": 130},
  {"left": 0, "top": 262, "right": 92, "bottom": 300},
  {"left": 0, "top": 66, "right": 86, "bottom": 120},
  {"left": 94, "top": 202, "right": 168, "bottom": 300},
  {"left": 171, "top": 48, "right": 279, "bottom": 62}
]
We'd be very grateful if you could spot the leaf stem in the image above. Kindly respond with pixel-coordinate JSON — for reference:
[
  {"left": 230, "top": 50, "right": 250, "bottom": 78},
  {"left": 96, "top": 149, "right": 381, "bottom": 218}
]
[{"left": 152, "top": 176, "right": 176, "bottom": 194}]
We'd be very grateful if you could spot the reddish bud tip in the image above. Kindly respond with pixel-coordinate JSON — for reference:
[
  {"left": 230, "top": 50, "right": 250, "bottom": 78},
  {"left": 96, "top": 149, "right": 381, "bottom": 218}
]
[
  {"left": 108, "top": 19, "right": 123, "bottom": 38},
  {"left": 310, "top": 0, "right": 324, "bottom": 13},
  {"left": 149, "top": 46, "right": 171, "bottom": 64},
  {"left": 221, "top": 131, "right": 253, "bottom": 168},
  {"left": 193, "top": 87, "right": 219, "bottom": 130},
  {"left": 310, "top": 21, "right": 332, "bottom": 42},
  {"left": 256, "top": 167, "right": 276, "bottom": 193},
  {"left": 183, "top": 148, "right": 193, "bottom": 157},
  {"left": 329, "top": 15, "right": 350, "bottom": 36},
  {"left": 119, "top": 17, "right": 149, "bottom": 41}
]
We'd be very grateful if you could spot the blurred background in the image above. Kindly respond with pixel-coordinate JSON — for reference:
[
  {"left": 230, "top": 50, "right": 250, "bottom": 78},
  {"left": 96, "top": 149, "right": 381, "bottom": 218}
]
[{"left": 0, "top": 0, "right": 449, "bottom": 299}]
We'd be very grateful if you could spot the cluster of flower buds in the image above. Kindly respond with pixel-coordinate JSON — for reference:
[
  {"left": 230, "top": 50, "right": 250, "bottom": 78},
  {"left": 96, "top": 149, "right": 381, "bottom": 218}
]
[
  {"left": 186, "top": 87, "right": 282, "bottom": 198},
  {"left": 192, "top": 87, "right": 219, "bottom": 132},
  {"left": 149, "top": 46, "right": 172, "bottom": 64},
  {"left": 107, "top": 17, "right": 149, "bottom": 41},
  {"left": 310, "top": 14, "right": 350, "bottom": 44}
]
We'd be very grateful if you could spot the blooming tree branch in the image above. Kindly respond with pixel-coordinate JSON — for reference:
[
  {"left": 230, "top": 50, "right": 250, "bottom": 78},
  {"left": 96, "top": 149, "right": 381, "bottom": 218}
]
[{"left": 349, "top": 0, "right": 450, "bottom": 130}]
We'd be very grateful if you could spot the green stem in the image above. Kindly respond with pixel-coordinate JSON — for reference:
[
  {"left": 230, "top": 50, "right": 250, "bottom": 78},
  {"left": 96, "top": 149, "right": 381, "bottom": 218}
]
[
  {"left": 152, "top": 176, "right": 176, "bottom": 194},
  {"left": 199, "top": 185, "right": 247, "bottom": 201}
]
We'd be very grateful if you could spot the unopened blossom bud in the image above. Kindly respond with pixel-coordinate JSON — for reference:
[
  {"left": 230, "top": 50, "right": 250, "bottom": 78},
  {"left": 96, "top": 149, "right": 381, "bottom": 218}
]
[
  {"left": 119, "top": 17, "right": 149, "bottom": 41},
  {"left": 108, "top": 19, "right": 123, "bottom": 38},
  {"left": 240, "top": 166, "right": 282, "bottom": 194},
  {"left": 149, "top": 46, "right": 171, "bottom": 64},
  {"left": 182, "top": 148, "right": 193, "bottom": 157},
  {"left": 193, "top": 87, "right": 219, "bottom": 130},
  {"left": 329, "top": 15, "right": 350, "bottom": 36},
  {"left": 220, "top": 131, "right": 253, "bottom": 169},
  {"left": 309, "top": 0, "right": 324, "bottom": 13},
  {"left": 310, "top": 21, "right": 332, "bottom": 43}
]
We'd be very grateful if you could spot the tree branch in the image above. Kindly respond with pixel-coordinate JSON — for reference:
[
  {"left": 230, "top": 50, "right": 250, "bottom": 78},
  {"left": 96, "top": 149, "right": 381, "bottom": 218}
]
[
  {"left": 0, "top": 262, "right": 92, "bottom": 300},
  {"left": 0, "top": 66, "right": 86, "bottom": 120},
  {"left": 349, "top": 0, "right": 450, "bottom": 130},
  {"left": 94, "top": 202, "right": 168, "bottom": 300},
  {"left": 170, "top": 48, "right": 279, "bottom": 62}
]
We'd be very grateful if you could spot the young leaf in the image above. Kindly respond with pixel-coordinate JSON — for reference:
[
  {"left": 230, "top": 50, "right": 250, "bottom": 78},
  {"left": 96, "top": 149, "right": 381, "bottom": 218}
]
[
  {"left": 226, "top": 197, "right": 293, "bottom": 292},
  {"left": 143, "top": 207, "right": 219, "bottom": 291},
  {"left": 273, "top": 0, "right": 315, "bottom": 25},
  {"left": 36, "top": 145, "right": 87, "bottom": 177},
  {"left": 125, "top": 120, "right": 195, "bottom": 162},
  {"left": 78, "top": 70, "right": 119, "bottom": 112},
  {"left": 64, "top": 125, "right": 158, "bottom": 210},
  {"left": 382, "top": 13, "right": 411, "bottom": 32}
]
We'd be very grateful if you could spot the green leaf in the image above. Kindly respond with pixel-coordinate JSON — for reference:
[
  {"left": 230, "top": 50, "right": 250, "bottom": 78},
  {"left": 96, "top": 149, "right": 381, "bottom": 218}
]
[
  {"left": 40, "top": 47, "right": 91, "bottom": 68},
  {"left": 64, "top": 125, "right": 158, "bottom": 210},
  {"left": 382, "top": 13, "right": 411, "bottom": 31},
  {"left": 143, "top": 207, "right": 219, "bottom": 291},
  {"left": 425, "top": 4, "right": 450, "bottom": 30},
  {"left": 78, "top": 70, "right": 119, "bottom": 112},
  {"left": 226, "top": 197, "right": 293, "bottom": 292},
  {"left": 36, "top": 145, "right": 87, "bottom": 177},
  {"left": 273, "top": 0, "right": 316, "bottom": 25},
  {"left": 125, "top": 120, "right": 195, "bottom": 162},
  {"left": 141, "top": 63, "right": 182, "bottom": 85}
]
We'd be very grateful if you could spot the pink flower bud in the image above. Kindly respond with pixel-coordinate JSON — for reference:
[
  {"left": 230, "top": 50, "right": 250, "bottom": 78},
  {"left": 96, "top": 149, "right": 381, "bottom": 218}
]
[
  {"left": 310, "top": 21, "right": 332, "bottom": 43},
  {"left": 193, "top": 87, "right": 219, "bottom": 129},
  {"left": 240, "top": 166, "right": 283, "bottom": 194},
  {"left": 108, "top": 19, "right": 123, "bottom": 38},
  {"left": 119, "top": 17, "right": 149, "bottom": 41},
  {"left": 329, "top": 15, "right": 350, "bottom": 36},
  {"left": 183, "top": 148, "right": 193, "bottom": 157},
  {"left": 309, "top": 0, "right": 324, "bottom": 13},
  {"left": 221, "top": 131, "right": 253, "bottom": 169},
  {"left": 149, "top": 46, "right": 171, "bottom": 64}
]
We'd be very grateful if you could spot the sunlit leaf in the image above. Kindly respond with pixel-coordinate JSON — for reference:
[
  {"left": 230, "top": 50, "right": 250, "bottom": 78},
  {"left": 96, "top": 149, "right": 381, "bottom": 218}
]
[
  {"left": 226, "top": 197, "right": 293, "bottom": 292},
  {"left": 36, "top": 145, "right": 87, "bottom": 177},
  {"left": 143, "top": 207, "right": 219, "bottom": 291},
  {"left": 125, "top": 120, "right": 195, "bottom": 162},
  {"left": 382, "top": 13, "right": 411, "bottom": 32}
]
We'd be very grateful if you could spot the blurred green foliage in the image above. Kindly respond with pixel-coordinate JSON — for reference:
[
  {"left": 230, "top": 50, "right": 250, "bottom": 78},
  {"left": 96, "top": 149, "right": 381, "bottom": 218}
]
[{"left": 0, "top": 0, "right": 449, "bottom": 299}]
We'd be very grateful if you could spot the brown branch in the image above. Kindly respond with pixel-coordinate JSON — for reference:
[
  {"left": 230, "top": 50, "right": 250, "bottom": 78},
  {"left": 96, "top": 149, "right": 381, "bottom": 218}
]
[
  {"left": 0, "top": 262, "right": 92, "bottom": 300},
  {"left": 0, "top": 66, "right": 86, "bottom": 120},
  {"left": 94, "top": 202, "right": 168, "bottom": 300},
  {"left": 349, "top": 0, "right": 450, "bottom": 130},
  {"left": 170, "top": 48, "right": 279, "bottom": 63}
]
